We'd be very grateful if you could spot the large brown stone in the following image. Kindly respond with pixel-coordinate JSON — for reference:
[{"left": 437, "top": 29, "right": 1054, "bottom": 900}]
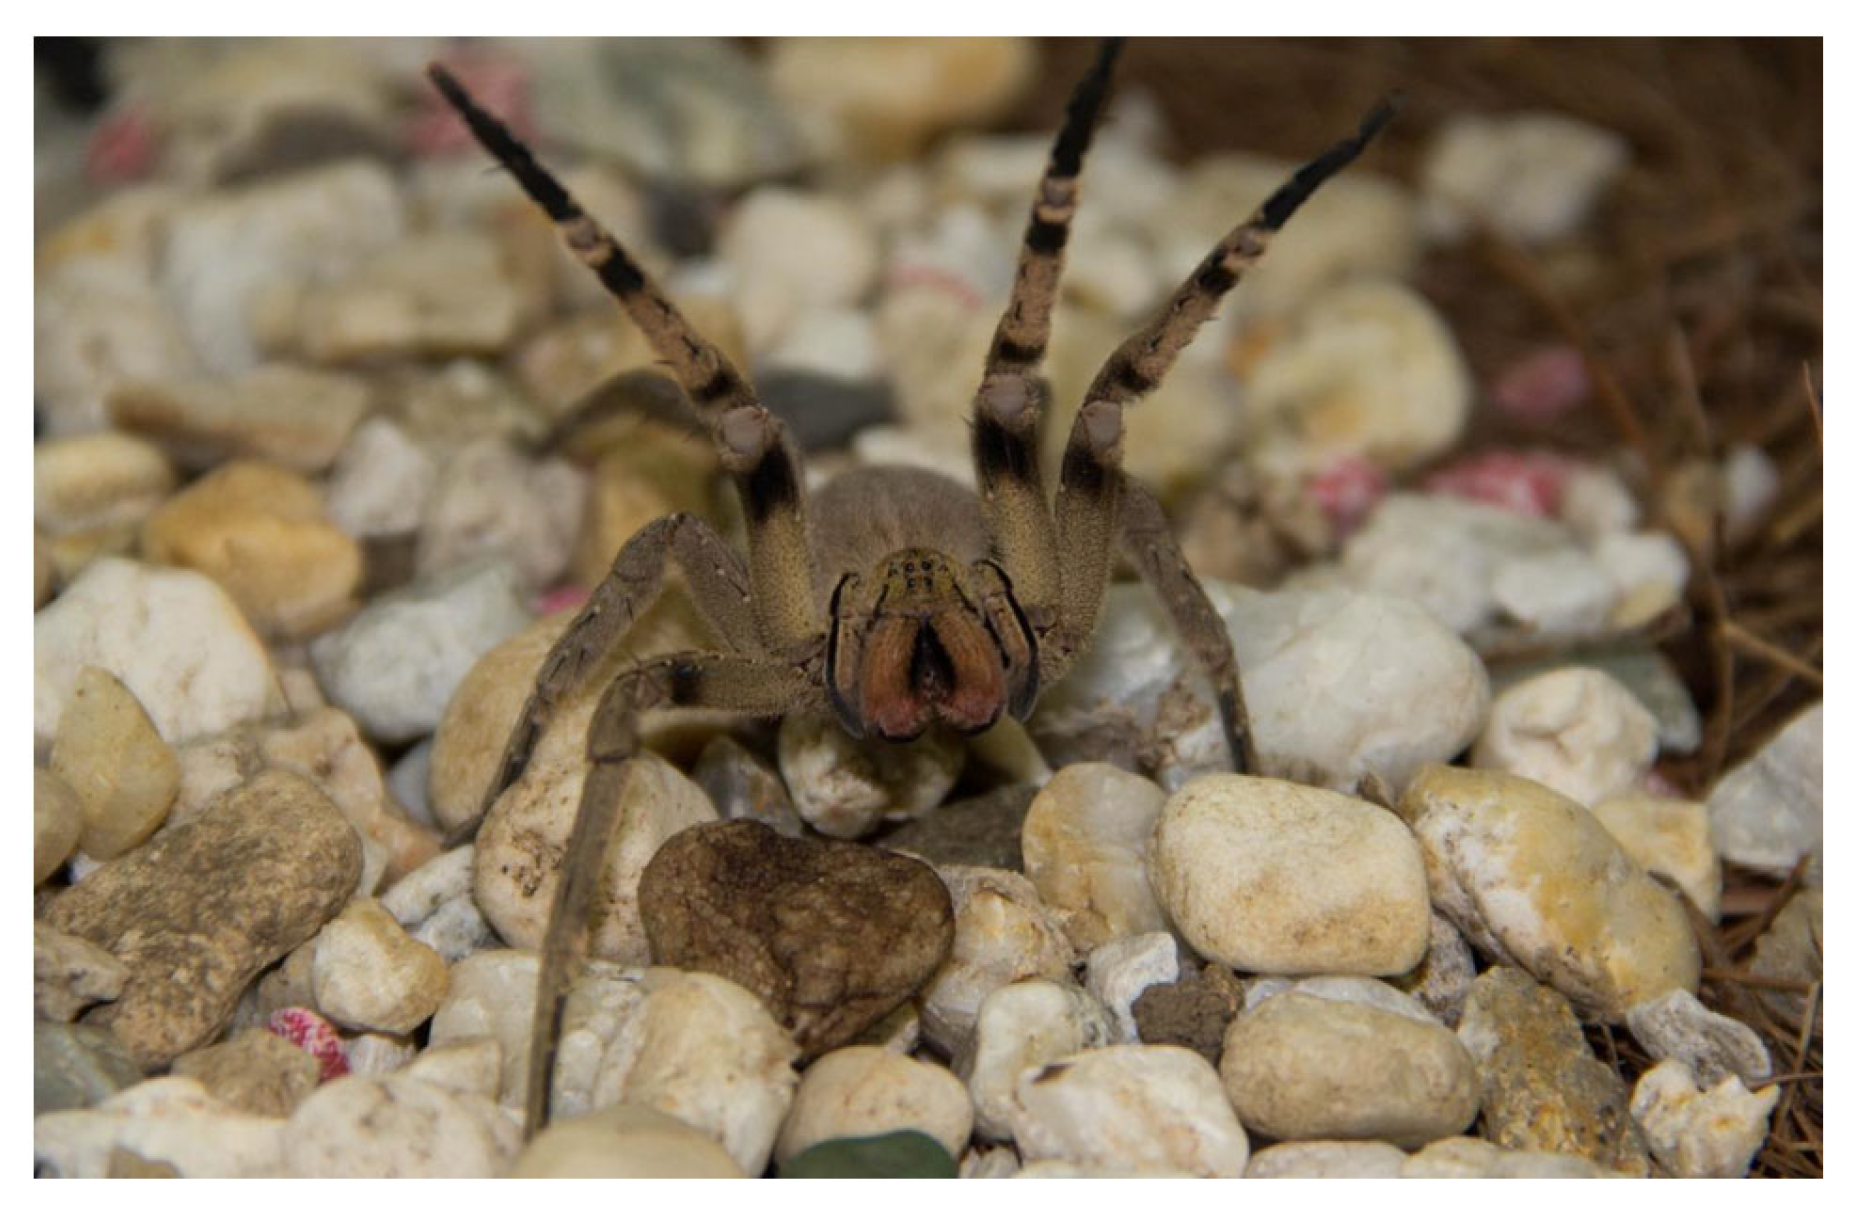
[
  {"left": 639, "top": 820, "right": 953, "bottom": 1055},
  {"left": 44, "top": 770, "right": 362, "bottom": 1067}
]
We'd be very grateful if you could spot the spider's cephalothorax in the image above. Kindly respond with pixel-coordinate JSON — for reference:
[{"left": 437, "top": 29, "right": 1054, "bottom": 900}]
[{"left": 429, "top": 40, "right": 1395, "bottom": 1139}]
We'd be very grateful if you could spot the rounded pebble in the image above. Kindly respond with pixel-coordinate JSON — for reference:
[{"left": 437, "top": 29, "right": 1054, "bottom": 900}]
[
  {"left": 51, "top": 665, "right": 180, "bottom": 860},
  {"left": 1404, "top": 764, "right": 1700, "bottom": 1020},
  {"left": 920, "top": 866, "right": 1075, "bottom": 1055},
  {"left": 1473, "top": 667, "right": 1658, "bottom": 807},
  {"left": 1149, "top": 775, "right": 1430, "bottom": 976},
  {"left": 959, "top": 979, "right": 1116, "bottom": 1141},
  {"left": 1020, "top": 763, "right": 1171, "bottom": 954},
  {"left": 778, "top": 713, "right": 964, "bottom": 839},
  {"left": 1244, "top": 1139, "right": 1408, "bottom": 1178},
  {"left": 35, "top": 766, "right": 85, "bottom": 884},
  {"left": 311, "top": 897, "right": 449, "bottom": 1035},
  {"left": 511, "top": 1103, "right": 744, "bottom": 1178},
  {"left": 775, "top": 1046, "right": 973, "bottom": 1167},
  {"left": 281, "top": 1073, "right": 519, "bottom": 1177}
]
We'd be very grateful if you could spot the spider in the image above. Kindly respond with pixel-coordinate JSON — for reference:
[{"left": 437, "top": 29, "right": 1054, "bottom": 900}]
[{"left": 428, "top": 40, "right": 1395, "bottom": 1139}]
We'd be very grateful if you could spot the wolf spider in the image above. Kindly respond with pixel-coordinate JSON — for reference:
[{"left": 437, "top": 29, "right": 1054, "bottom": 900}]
[{"left": 429, "top": 40, "right": 1394, "bottom": 1138}]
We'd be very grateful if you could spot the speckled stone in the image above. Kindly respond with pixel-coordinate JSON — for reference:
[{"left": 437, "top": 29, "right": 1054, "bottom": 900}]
[
  {"left": 1132, "top": 963, "right": 1247, "bottom": 1064},
  {"left": 1625, "top": 989, "right": 1771, "bottom": 1088},
  {"left": 1403, "top": 764, "right": 1699, "bottom": 1021},
  {"left": 1629, "top": 1059, "right": 1778, "bottom": 1178},
  {"left": 280, "top": 1073, "right": 520, "bottom": 1177},
  {"left": 639, "top": 820, "right": 954, "bottom": 1056},
  {"left": 43, "top": 771, "right": 362, "bottom": 1067},
  {"left": 1456, "top": 967, "right": 1650, "bottom": 1175}
]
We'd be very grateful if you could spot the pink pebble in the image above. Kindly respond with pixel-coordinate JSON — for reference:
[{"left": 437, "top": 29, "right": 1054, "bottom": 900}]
[
  {"left": 267, "top": 1007, "right": 350, "bottom": 1081},
  {"left": 410, "top": 55, "right": 534, "bottom": 155},
  {"left": 87, "top": 106, "right": 158, "bottom": 184},
  {"left": 1307, "top": 455, "right": 1389, "bottom": 538},
  {"left": 1424, "top": 449, "right": 1579, "bottom": 518},
  {"left": 536, "top": 584, "right": 589, "bottom": 616},
  {"left": 1491, "top": 346, "right": 1591, "bottom": 425}
]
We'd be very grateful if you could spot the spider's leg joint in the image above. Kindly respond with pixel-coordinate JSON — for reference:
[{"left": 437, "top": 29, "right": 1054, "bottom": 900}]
[
  {"left": 979, "top": 374, "right": 1034, "bottom": 426},
  {"left": 1080, "top": 399, "right": 1124, "bottom": 457},
  {"left": 718, "top": 405, "right": 774, "bottom": 468}
]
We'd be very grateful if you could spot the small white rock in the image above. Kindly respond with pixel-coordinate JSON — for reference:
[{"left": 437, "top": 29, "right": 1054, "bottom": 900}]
[
  {"left": 281, "top": 1073, "right": 520, "bottom": 1177},
  {"left": 35, "top": 557, "right": 284, "bottom": 747},
  {"left": 1011, "top": 1044, "right": 1250, "bottom": 1177},
  {"left": 1401, "top": 1136, "right": 1605, "bottom": 1178},
  {"left": 1490, "top": 546, "right": 1617, "bottom": 635},
  {"left": 717, "top": 188, "right": 879, "bottom": 352},
  {"left": 310, "top": 897, "right": 449, "bottom": 1035},
  {"left": 761, "top": 306, "right": 882, "bottom": 381},
  {"left": 1244, "top": 1139, "right": 1408, "bottom": 1178},
  {"left": 309, "top": 560, "right": 531, "bottom": 745},
  {"left": 510, "top": 1103, "right": 744, "bottom": 1178},
  {"left": 1243, "top": 279, "right": 1472, "bottom": 476},
  {"left": 1149, "top": 775, "right": 1431, "bottom": 976},
  {"left": 774, "top": 1046, "right": 972, "bottom": 1166},
  {"left": 1473, "top": 667, "right": 1658, "bottom": 807},
  {"left": 1591, "top": 794, "right": 1723, "bottom": 920},
  {"left": 958, "top": 979, "right": 1117, "bottom": 1141},
  {"left": 1421, "top": 112, "right": 1628, "bottom": 244},
  {"left": 777, "top": 713, "right": 963, "bottom": 839},
  {"left": 1707, "top": 702, "right": 1822, "bottom": 874},
  {"left": 1558, "top": 464, "right": 1640, "bottom": 542},
  {"left": 33, "top": 1076, "right": 285, "bottom": 1178},
  {"left": 1626, "top": 989, "right": 1771, "bottom": 1088},
  {"left": 325, "top": 417, "right": 438, "bottom": 539},
  {"left": 1021, "top": 763, "right": 1171, "bottom": 954},
  {"left": 1084, "top": 932, "right": 1182, "bottom": 1043},
  {"left": 1630, "top": 1059, "right": 1778, "bottom": 1178},
  {"left": 920, "top": 866, "right": 1075, "bottom": 1056},
  {"left": 415, "top": 438, "right": 585, "bottom": 591}
]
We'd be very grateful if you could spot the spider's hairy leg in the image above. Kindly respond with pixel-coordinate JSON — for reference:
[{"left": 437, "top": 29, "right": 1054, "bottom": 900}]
[
  {"left": 1117, "top": 479, "right": 1252, "bottom": 772},
  {"left": 972, "top": 37, "right": 1122, "bottom": 630},
  {"left": 455, "top": 514, "right": 757, "bottom": 844},
  {"left": 1047, "top": 95, "right": 1400, "bottom": 711},
  {"left": 525, "top": 650, "right": 825, "bottom": 1139},
  {"left": 427, "top": 64, "right": 820, "bottom": 655}
]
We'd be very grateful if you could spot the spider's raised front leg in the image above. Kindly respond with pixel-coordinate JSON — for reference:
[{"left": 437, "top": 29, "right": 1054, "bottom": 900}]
[
  {"left": 1044, "top": 96, "right": 1401, "bottom": 759},
  {"left": 970, "top": 38, "right": 1122, "bottom": 634},
  {"left": 526, "top": 649, "right": 826, "bottom": 1138},
  {"left": 458, "top": 514, "right": 759, "bottom": 844},
  {"left": 429, "top": 64, "right": 821, "bottom": 657}
]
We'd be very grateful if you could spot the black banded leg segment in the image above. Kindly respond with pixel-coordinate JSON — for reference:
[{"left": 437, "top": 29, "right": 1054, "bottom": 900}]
[
  {"left": 471, "top": 514, "right": 758, "bottom": 835},
  {"left": 525, "top": 651, "right": 825, "bottom": 1138},
  {"left": 1082, "top": 94, "right": 1400, "bottom": 412},
  {"left": 429, "top": 64, "right": 822, "bottom": 654},
  {"left": 972, "top": 38, "right": 1122, "bottom": 628},
  {"left": 1117, "top": 479, "right": 1252, "bottom": 773}
]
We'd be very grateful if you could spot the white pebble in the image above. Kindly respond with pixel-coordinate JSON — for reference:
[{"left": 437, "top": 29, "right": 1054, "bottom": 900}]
[
  {"left": 1707, "top": 702, "right": 1821, "bottom": 874},
  {"left": 34, "top": 1077, "right": 284, "bottom": 1178},
  {"left": 1021, "top": 763, "right": 1171, "bottom": 953},
  {"left": 1473, "top": 667, "right": 1658, "bottom": 807},
  {"left": 1245, "top": 1139, "right": 1407, "bottom": 1178},
  {"left": 511, "top": 1103, "right": 743, "bottom": 1178},
  {"left": 775, "top": 1046, "right": 972, "bottom": 1166},
  {"left": 958, "top": 979, "right": 1117, "bottom": 1141},
  {"left": 1084, "top": 932, "right": 1182, "bottom": 1043},
  {"left": 717, "top": 188, "right": 879, "bottom": 352},
  {"left": 1421, "top": 112, "right": 1628, "bottom": 245},
  {"left": 281, "top": 1073, "right": 519, "bottom": 1177},
  {"left": 777, "top": 713, "right": 963, "bottom": 839},
  {"left": 1626, "top": 989, "right": 1771, "bottom": 1088},
  {"left": 309, "top": 560, "right": 531, "bottom": 745},
  {"left": 1490, "top": 547, "right": 1617, "bottom": 635},
  {"left": 1630, "top": 1059, "right": 1778, "bottom": 1178},
  {"left": 920, "top": 866, "right": 1074, "bottom": 1056},
  {"left": 35, "top": 557, "right": 283, "bottom": 747},
  {"left": 1011, "top": 1045, "right": 1249, "bottom": 1177},
  {"left": 325, "top": 417, "right": 438, "bottom": 539}
]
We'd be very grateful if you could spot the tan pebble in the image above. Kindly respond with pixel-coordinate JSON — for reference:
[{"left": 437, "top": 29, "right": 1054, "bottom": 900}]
[
  {"left": 510, "top": 1103, "right": 743, "bottom": 1178},
  {"left": 170, "top": 1027, "right": 322, "bottom": 1118},
  {"left": 51, "top": 666, "right": 179, "bottom": 860},
  {"left": 311, "top": 897, "right": 449, "bottom": 1035},
  {"left": 1021, "top": 763, "right": 1171, "bottom": 954},
  {"left": 260, "top": 708, "right": 439, "bottom": 886},
  {"left": 775, "top": 1046, "right": 973, "bottom": 1167},
  {"left": 140, "top": 459, "right": 362, "bottom": 640},
  {"left": 107, "top": 363, "right": 372, "bottom": 475},
  {"left": 1592, "top": 794, "right": 1722, "bottom": 921},
  {"left": 34, "top": 431, "right": 176, "bottom": 534},
  {"left": 35, "top": 527, "right": 56, "bottom": 607},
  {"left": 35, "top": 766, "right": 84, "bottom": 884}
]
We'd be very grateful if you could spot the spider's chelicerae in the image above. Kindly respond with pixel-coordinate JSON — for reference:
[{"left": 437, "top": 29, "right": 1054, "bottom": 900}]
[{"left": 429, "top": 40, "right": 1394, "bottom": 1138}]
